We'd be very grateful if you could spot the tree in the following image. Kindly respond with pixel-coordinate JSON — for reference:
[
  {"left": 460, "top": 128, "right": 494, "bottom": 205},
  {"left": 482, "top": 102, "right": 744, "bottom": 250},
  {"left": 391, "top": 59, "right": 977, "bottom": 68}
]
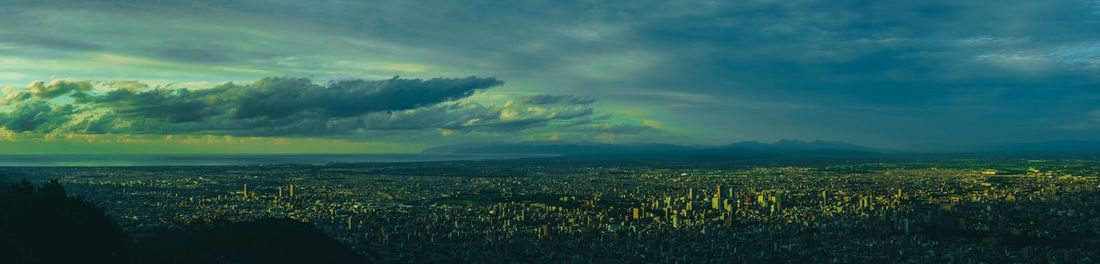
[{"left": 0, "top": 179, "right": 132, "bottom": 264}]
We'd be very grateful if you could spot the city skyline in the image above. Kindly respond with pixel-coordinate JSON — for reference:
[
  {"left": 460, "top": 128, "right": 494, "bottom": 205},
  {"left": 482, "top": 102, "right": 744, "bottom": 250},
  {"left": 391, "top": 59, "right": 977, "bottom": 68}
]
[{"left": 5, "top": 159, "right": 1098, "bottom": 262}]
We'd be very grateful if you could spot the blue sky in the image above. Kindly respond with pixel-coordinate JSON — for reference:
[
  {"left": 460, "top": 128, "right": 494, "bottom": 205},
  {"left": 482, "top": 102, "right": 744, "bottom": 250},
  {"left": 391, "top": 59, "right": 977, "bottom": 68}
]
[{"left": 1, "top": 0, "right": 1100, "bottom": 152}]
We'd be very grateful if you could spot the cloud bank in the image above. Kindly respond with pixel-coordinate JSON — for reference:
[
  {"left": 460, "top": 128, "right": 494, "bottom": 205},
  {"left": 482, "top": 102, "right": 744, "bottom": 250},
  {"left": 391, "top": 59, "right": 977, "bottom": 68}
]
[{"left": 0, "top": 76, "right": 655, "bottom": 142}]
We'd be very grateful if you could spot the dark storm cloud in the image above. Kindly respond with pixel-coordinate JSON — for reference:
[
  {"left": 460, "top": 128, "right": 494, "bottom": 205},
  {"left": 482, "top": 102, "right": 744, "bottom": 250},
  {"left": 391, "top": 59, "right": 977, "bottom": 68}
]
[
  {"left": 237, "top": 76, "right": 502, "bottom": 119},
  {"left": 80, "top": 87, "right": 229, "bottom": 123},
  {"left": 0, "top": 101, "right": 75, "bottom": 133},
  {"left": 71, "top": 76, "right": 501, "bottom": 131},
  {"left": 0, "top": 76, "right": 644, "bottom": 140}
]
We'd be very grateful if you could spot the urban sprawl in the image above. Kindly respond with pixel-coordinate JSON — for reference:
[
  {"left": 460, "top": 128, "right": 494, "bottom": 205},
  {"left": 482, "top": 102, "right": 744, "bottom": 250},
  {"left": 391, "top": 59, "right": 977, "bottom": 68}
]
[{"left": 4, "top": 160, "right": 1099, "bottom": 263}]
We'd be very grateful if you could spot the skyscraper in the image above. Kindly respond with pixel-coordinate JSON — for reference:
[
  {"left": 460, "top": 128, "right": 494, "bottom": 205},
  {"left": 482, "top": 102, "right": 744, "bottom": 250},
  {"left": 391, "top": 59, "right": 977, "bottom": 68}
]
[{"left": 712, "top": 194, "right": 720, "bottom": 210}]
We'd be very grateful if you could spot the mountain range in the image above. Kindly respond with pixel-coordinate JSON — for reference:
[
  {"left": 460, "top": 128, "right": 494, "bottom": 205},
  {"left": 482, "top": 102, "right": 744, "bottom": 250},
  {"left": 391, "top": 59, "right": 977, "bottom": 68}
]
[{"left": 424, "top": 140, "right": 1100, "bottom": 160}]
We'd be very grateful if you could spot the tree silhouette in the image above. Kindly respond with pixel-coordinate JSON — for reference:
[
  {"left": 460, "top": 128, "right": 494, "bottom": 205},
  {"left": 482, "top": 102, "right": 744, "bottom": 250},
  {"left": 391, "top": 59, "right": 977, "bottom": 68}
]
[
  {"left": 0, "top": 178, "right": 368, "bottom": 264},
  {"left": 0, "top": 179, "right": 132, "bottom": 264}
]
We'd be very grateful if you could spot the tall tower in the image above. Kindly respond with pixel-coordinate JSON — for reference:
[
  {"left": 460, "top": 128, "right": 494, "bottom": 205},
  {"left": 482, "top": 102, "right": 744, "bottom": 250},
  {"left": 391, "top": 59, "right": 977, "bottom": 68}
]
[
  {"left": 242, "top": 183, "right": 248, "bottom": 200},
  {"left": 289, "top": 184, "right": 295, "bottom": 198},
  {"left": 712, "top": 193, "right": 720, "bottom": 210}
]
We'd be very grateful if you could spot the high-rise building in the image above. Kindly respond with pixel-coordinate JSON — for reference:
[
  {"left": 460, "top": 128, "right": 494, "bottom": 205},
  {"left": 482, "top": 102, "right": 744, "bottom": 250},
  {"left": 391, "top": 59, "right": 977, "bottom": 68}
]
[{"left": 711, "top": 194, "right": 720, "bottom": 210}]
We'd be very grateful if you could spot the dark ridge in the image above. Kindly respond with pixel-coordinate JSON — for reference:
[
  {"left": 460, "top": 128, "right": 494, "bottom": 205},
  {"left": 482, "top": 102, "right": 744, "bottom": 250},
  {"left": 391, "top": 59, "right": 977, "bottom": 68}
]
[
  {"left": 0, "top": 179, "right": 132, "bottom": 264},
  {"left": 0, "top": 178, "right": 367, "bottom": 264}
]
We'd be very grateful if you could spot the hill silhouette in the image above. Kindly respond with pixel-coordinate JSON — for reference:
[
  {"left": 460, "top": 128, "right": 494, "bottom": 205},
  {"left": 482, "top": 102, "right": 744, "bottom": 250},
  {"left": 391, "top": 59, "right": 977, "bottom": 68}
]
[
  {"left": 0, "top": 179, "right": 366, "bottom": 264},
  {"left": 0, "top": 179, "right": 132, "bottom": 264}
]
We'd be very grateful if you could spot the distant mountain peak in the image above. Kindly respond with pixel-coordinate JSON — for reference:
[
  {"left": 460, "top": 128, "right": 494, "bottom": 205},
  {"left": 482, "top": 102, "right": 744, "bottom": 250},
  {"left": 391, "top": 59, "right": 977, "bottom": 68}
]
[
  {"left": 724, "top": 139, "right": 870, "bottom": 151},
  {"left": 424, "top": 139, "right": 874, "bottom": 158},
  {"left": 422, "top": 141, "right": 694, "bottom": 155}
]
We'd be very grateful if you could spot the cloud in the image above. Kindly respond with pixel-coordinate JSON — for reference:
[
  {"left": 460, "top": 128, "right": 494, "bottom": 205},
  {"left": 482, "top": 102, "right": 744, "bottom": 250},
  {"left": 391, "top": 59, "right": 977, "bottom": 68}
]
[
  {"left": 104, "top": 80, "right": 151, "bottom": 91},
  {"left": 148, "top": 46, "right": 232, "bottom": 63},
  {"left": 511, "top": 95, "right": 596, "bottom": 106},
  {"left": 360, "top": 95, "right": 597, "bottom": 133},
  {"left": 1, "top": 33, "right": 105, "bottom": 52},
  {"left": 2, "top": 86, "right": 31, "bottom": 106},
  {"left": 9, "top": 0, "right": 1097, "bottom": 146},
  {"left": 1, "top": 79, "right": 95, "bottom": 105},
  {"left": 575, "top": 122, "right": 656, "bottom": 135},
  {"left": 0, "top": 101, "right": 75, "bottom": 133},
  {"left": 64, "top": 76, "right": 501, "bottom": 134},
  {"left": 77, "top": 76, "right": 501, "bottom": 122},
  {"left": 0, "top": 76, "right": 654, "bottom": 141},
  {"left": 0, "top": 80, "right": 94, "bottom": 105},
  {"left": 28, "top": 80, "right": 95, "bottom": 99}
]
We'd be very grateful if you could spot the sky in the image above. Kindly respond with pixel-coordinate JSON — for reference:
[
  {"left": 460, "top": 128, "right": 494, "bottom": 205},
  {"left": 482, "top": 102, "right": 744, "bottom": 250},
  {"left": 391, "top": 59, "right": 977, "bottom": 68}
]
[{"left": 1, "top": 0, "right": 1099, "bottom": 153}]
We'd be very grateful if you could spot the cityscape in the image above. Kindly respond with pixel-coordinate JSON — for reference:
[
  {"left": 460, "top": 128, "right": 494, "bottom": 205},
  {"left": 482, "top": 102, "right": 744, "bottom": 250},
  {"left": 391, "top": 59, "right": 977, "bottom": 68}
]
[
  {"left": 4, "top": 158, "right": 1098, "bottom": 262},
  {"left": 5, "top": 0, "right": 1100, "bottom": 263}
]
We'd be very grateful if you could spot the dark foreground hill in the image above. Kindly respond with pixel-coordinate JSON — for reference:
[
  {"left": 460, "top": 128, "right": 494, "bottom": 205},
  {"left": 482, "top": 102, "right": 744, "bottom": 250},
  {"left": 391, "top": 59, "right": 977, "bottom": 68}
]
[
  {"left": 0, "top": 179, "right": 365, "bottom": 264},
  {"left": 0, "top": 179, "right": 131, "bottom": 264}
]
